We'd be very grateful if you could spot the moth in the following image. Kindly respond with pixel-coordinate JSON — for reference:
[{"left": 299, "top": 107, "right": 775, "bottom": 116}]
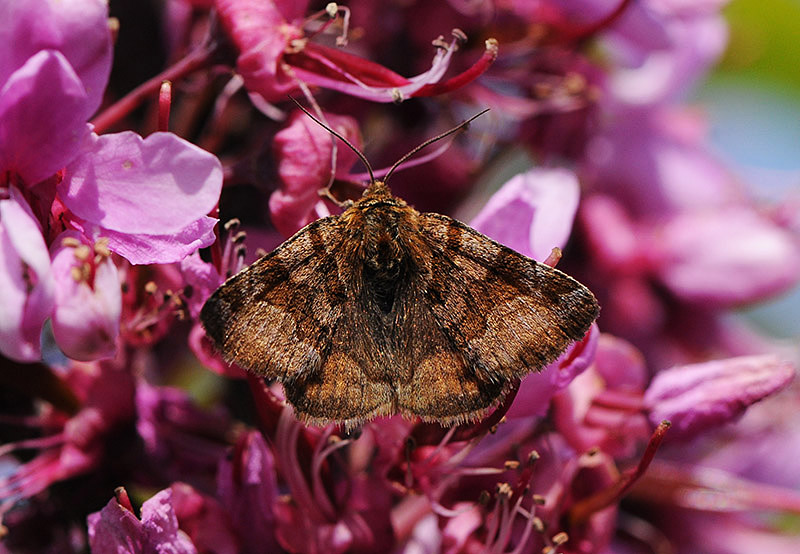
[{"left": 201, "top": 107, "right": 599, "bottom": 428}]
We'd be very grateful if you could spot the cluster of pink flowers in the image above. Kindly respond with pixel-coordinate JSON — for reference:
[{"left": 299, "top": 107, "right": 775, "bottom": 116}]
[{"left": 1, "top": 0, "right": 798, "bottom": 552}]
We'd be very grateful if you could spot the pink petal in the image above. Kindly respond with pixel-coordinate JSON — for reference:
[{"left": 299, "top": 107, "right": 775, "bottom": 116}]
[
  {"left": 0, "top": 0, "right": 111, "bottom": 114},
  {"left": 649, "top": 208, "right": 800, "bottom": 305},
  {"left": 290, "top": 35, "right": 466, "bottom": 102},
  {"left": 0, "top": 189, "right": 54, "bottom": 361},
  {"left": 99, "top": 216, "right": 218, "bottom": 265},
  {"left": 88, "top": 488, "right": 198, "bottom": 553},
  {"left": 0, "top": 51, "right": 91, "bottom": 184},
  {"left": 609, "top": 12, "right": 727, "bottom": 105},
  {"left": 61, "top": 131, "right": 222, "bottom": 235},
  {"left": 49, "top": 231, "right": 121, "bottom": 361},
  {"left": 270, "top": 110, "right": 361, "bottom": 236},
  {"left": 87, "top": 494, "right": 145, "bottom": 552},
  {"left": 140, "top": 489, "right": 198, "bottom": 553},
  {"left": 169, "top": 483, "right": 239, "bottom": 554},
  {"left": 180, "top": 252, "right": 222, "bottom": 319},
  {"left": 188, "top": 322, "right": 246, "bottom": 378},
  {"left": 217, "top": 431, "right": 280, "bottom": 552},
  {"left": 471, "top": 168, "right": 580, "bottom": 261},
  {"left": 645, "top": 355, "right": 796, "bottom": 440}
]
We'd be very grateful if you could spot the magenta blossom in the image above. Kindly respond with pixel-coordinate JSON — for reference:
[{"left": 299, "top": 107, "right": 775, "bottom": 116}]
[
  {"left": 0, "top": 0, "right": 222, "bottom": 361},
  {"left": 214, "top": 0, "right": 498, "bottom": 103}
]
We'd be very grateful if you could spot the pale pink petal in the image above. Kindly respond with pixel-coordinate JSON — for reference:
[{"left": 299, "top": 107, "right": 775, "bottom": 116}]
[
  {"left": 61, "top": 131, "right": 223, "bottom": 235},
  {"left": 100, "top": 216, "right": 218, "bottom": 265},
  {"left": 649, "top": 208, "right": 800, "bottom": 305},
  {"left": 0, "top": 51, "right": 91, "bottom": 184},
  {"left": 609, "top": 12, "right": 727, "bottom": 105},
  {"left": 0, "top": 189, "right": 54, "bottom": 361},
  {"left": 471, "top": 168, "right": 580, "bottom": 261},
  {"left": 645, "top": 355, "right": 796, "bottom": 439},
  {"left": 0, "top": 0, "right": 111, "bottom": 113},
  {"left": 50, "top": 231, "right": 121, "bottom": 361}
]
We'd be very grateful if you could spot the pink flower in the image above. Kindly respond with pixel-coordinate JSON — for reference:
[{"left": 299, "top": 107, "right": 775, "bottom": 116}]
[
  {"left": 552, "top": 333, "right": 652, "bottom": 458},
  {"left": 0, "top": 0, "right": 111, "bottom": 185},
  {"left": 0, "top": 0, "right": 223, "bottom": 361},
  {"left": 214, "top": 0, "right": 498, "bottom": 102},
  {"left": 136, "top": 382, "right": 233, "bottom": 490}
]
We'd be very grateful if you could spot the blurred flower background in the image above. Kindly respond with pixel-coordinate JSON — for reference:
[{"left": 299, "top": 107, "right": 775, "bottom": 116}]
[{"left": 1, "top": 0, "right": 799, "bottom": 552}]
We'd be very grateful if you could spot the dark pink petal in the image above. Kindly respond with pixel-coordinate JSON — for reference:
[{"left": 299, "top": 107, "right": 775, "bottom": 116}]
[
  {"left": 61, "top": 131, "right": 222, "bottom": 235},
  {"left": 100, "top": 216, "right": 218, "bottom": 265},
  {"left": 180, "top": 252, "right": 222, "bottom": 319},
  {"left": 649, "top": 208, "right": 800, "bottom": 305},
  {"left": 471, "top": 168, "right": 580, "bottom": 261},
  {"left": 270, "top": 110, "right": 361, "bottom": 236},
  {"left": 0, "top": 189, "right": 54, "bottom": 361},
  {"left": 217, "top": 431, "right": 280, "bottom": 552},
  {"left": 49, "top": 231, "right": 121, "bottom": 361},
  {"left": 552, "top": 333, "right": 651, "bottom": 457},
  {"left": 0, "top": 0, "right": 111, "bottom": 114},
  {"left": 645, "top": 355, "right": 796, "bottom": 440},
  {"left": 169, "top": 483, "right": 239, "bottom": 554},
  {"left": 0, "top": 51, "right": 91, "bottom": 184}
]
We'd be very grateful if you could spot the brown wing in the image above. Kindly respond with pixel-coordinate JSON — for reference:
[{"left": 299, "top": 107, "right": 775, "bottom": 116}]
[
  {"left": 200, "top": 216, "right": 395, "bottom": 424},
  {"left": 394, "top": 213, "right": 599, "bottom": 423}
]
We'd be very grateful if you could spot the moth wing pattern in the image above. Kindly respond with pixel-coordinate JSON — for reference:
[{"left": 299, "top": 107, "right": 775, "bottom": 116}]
[
  {"left": 393, "top": 213, "right": 599, "bottom": 422},
  {"left": 200, "top": 216, "right": 396, "bottom": 423}
]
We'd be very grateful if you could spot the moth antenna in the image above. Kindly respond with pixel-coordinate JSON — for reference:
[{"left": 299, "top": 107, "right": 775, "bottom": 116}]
[
  {"left": 384, "top": 108, "right": 490, "bottom": 184},
  {"left": 289, "top": 96, "right": 376, "bottom": 183}
]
